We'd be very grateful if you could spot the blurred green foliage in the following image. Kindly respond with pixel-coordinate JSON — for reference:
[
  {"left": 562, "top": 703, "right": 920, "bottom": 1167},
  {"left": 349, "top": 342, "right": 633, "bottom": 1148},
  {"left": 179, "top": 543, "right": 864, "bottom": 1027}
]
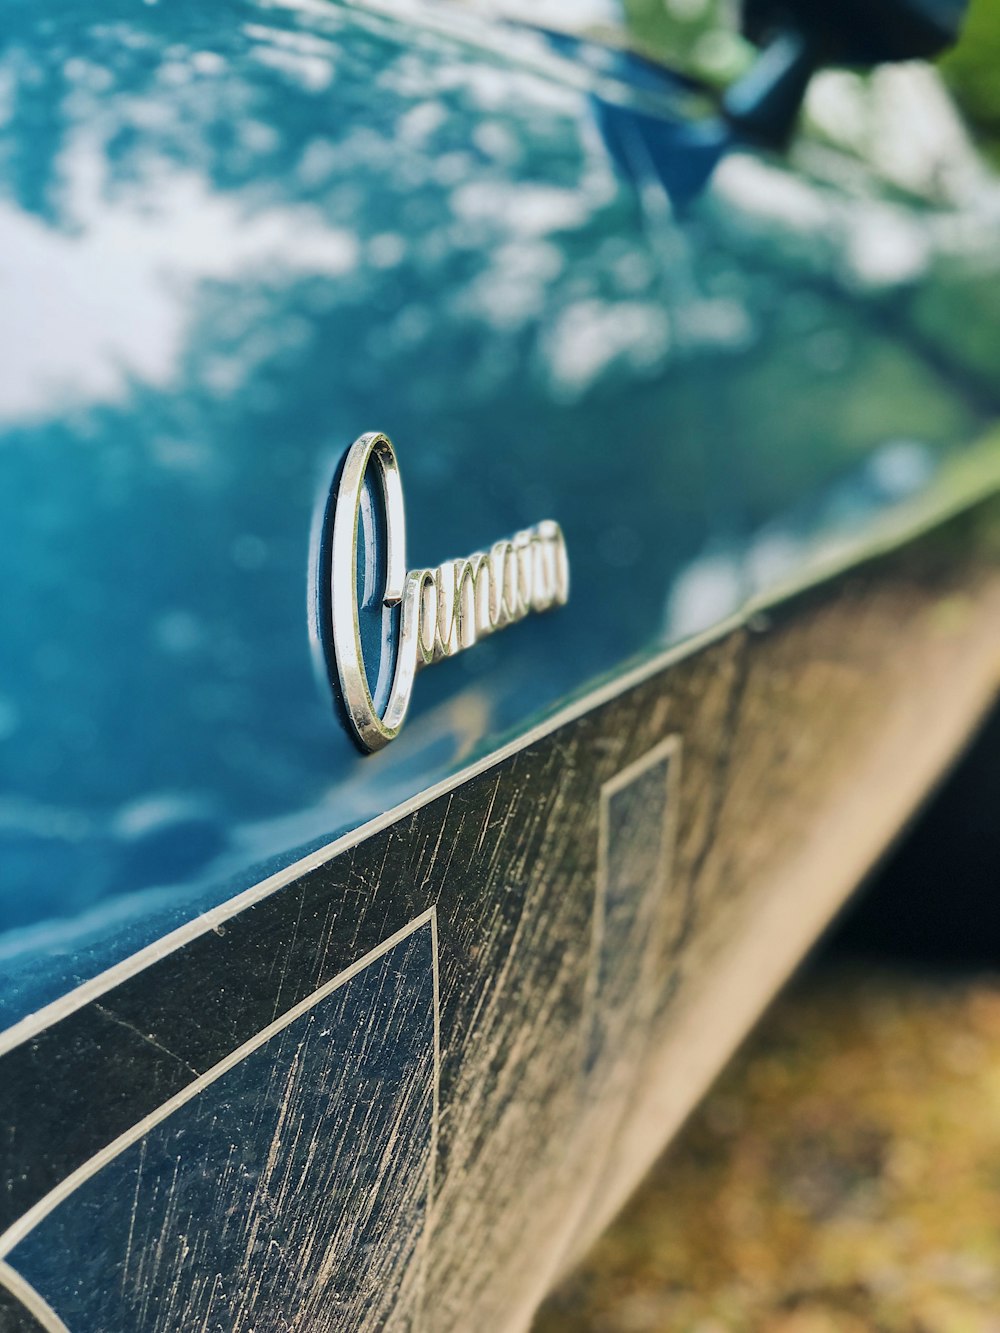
[
  {"left": 941, "top": 0, "right": 1000, "bottom": 163},
  {"left": 622, "top": 0, "right": 1000, "bottom": 161},
  {"left": 622, "top": 0, "right": 750, "bottom": 86}
]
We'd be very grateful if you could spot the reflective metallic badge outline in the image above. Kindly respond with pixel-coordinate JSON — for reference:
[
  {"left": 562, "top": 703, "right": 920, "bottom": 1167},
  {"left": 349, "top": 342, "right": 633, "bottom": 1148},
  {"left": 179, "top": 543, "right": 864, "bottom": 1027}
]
[{"left": 322, "top": 432, "right": 569, "bottom": 753}]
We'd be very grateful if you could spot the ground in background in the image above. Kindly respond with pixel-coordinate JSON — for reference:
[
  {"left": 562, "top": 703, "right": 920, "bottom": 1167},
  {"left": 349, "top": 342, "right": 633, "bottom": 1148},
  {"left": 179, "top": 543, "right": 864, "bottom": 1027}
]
[
  {"left": 534, "top": 966, "right": 1000, "bottom": 1333},
  {"left": 534, "top": 699, "right": 1000, "bottom": 1333}
]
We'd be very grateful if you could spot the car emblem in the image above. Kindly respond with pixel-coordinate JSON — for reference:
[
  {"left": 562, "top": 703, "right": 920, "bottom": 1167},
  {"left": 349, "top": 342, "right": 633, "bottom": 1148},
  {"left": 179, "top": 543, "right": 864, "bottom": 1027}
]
[{"left": 316, "top": 432, "right": 570, "bottom": 753}]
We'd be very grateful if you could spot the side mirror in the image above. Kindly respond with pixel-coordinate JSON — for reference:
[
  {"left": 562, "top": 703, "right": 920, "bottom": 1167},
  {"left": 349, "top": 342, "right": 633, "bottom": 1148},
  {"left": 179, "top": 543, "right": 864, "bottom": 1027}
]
[{"left": 723, "top": 0, "right": 970, "bottom": 147}]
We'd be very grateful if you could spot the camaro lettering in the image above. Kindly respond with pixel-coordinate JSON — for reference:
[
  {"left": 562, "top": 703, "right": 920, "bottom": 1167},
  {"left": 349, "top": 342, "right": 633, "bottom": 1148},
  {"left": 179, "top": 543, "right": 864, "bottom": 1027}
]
[{"left": 323, "top": 432, "right": 569, "bottom": 753}]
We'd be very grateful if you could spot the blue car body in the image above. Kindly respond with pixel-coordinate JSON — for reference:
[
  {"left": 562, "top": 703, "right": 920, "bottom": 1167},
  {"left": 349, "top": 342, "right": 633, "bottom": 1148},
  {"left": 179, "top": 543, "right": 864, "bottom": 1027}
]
[{"left": 0, "top": 2, "right": 998, "bottom": 1328}]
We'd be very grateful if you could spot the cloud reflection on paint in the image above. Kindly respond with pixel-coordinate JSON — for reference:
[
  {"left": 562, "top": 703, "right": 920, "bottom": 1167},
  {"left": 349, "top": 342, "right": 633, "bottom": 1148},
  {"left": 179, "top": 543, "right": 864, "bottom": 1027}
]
[{"left": 0, "top": 139, "right": 359, "bottom": 424}]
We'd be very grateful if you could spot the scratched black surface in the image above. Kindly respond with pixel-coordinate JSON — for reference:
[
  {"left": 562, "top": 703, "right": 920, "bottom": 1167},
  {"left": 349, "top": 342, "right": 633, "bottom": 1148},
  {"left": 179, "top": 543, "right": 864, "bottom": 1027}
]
[
  {"left": 2, "top": 502, "right": 999, "bottom": 1330},
  {"left": 0, "top": 608, "right": 735, "bottom": 1333},
  {"left": 8, "top": 925, "right": 436, "bottom": 1332},
  {"left": 0, "top": 650, "right": 705, "bottom": 1233},
  {"left": 0, "top": 1287, "right": 44, "bottom": 1332}
]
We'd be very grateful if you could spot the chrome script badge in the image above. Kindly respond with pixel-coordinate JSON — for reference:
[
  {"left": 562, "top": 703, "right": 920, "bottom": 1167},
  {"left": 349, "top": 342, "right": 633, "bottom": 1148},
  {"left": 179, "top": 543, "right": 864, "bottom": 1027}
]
[{"left": 316, "top": 432, "right": 570, "bottom": 753}]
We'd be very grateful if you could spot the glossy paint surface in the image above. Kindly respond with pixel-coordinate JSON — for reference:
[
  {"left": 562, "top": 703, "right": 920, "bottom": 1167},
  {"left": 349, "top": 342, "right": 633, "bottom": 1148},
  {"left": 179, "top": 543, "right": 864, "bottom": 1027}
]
[{"left": 0, "top": 0, "right": 999, "bottom": 1011}]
